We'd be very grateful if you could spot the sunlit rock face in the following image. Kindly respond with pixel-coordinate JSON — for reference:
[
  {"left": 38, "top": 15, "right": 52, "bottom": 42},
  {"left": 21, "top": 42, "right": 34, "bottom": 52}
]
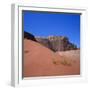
[
  {"left": 36, "top": 36, "right": 77, "bottom": 52},
  {"left": 24, "top": 32, "right": 77, "bottom": 52}
]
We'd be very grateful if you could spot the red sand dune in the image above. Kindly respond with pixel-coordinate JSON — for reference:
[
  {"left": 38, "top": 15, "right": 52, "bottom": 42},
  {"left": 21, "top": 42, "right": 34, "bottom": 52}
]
[{"left": 23, "top": 39, "right": 80, "bottom": 77}]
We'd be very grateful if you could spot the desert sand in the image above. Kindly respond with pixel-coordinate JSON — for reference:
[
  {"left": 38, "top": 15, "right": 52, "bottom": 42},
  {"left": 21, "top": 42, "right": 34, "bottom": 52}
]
[{"left": 23, "top": 39, "right": 80, "bottom": 77}]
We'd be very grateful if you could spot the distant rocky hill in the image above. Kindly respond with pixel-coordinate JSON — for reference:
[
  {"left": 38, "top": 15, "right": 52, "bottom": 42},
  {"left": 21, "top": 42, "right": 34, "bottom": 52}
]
[
  {"left": 24, "top": 32, "right": 77, "bottom": 52},
  {"left": 36, "top": 36, "right": 77, "bottom": 51},
  {"left": 24, "top": 31, "right": 37, "bottom": 41}
]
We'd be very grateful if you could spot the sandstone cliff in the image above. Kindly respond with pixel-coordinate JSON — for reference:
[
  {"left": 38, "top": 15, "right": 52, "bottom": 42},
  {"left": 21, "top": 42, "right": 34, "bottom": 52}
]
[
  {"left": 24, "top": 32, "right": 77, "bottom": 52},
  {"left": 36, "top": 36, "right": 77, "bottom": 51}
]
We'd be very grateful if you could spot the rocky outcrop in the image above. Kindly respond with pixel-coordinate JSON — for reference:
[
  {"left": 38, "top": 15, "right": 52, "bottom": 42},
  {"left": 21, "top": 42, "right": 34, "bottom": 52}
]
[
  {"left": 36, "top": 36, "right": 77, "bottom": 52},
  {"left": 24, "top": 31, "right": 37, "bottom": 41},
  {"left": 24, "top": 32, "right": 77, "bottom": 52},
  {"left": 36, "top": 37, "right": 53, "bottom": 50}
]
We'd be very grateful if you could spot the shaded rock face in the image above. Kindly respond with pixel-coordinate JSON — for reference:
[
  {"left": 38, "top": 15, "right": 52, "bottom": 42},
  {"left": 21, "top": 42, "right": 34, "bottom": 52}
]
[
  {"left": 24, "top": 31, "right": 37, "bottom": 41},
  {"left": 36, "top": 36, "right": 77, "bottom": 52}
]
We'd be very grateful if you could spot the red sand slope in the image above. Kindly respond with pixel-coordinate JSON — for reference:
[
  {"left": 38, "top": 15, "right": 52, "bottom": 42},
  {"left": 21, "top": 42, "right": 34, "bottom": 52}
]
[{"left": 23, "top": 39, "right": 80, "bottom": 77}]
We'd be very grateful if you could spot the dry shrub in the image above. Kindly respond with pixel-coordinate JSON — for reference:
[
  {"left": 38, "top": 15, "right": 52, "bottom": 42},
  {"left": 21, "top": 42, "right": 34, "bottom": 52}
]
[{"left": 60, "top": 59, "right": 72, "bottom": 66}]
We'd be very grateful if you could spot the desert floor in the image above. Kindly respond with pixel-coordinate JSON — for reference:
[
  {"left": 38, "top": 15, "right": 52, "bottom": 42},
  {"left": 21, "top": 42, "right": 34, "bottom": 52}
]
[{"left": 23, "top": 39, "right": 80, "bottom": 77}]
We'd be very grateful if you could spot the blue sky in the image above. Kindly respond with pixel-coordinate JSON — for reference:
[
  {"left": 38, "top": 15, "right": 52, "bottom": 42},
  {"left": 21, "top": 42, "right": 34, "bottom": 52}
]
[{"left": 23, "top": 11, "right": 80, "bottom": 48}]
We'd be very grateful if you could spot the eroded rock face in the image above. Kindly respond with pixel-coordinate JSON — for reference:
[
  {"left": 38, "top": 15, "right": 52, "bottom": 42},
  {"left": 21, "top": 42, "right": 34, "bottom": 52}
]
[
  {"left": 24, "top": 32, "right": 77, "bottom": 52},
  {"left": 36, "top": 38, "right": 52, "bottom": 49},
  {"left": 36, "top": 36, "right": 77, "bottom": 51}
]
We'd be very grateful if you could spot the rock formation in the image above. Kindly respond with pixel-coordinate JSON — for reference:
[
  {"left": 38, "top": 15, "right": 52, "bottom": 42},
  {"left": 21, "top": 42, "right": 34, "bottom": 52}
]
[
  {"left": 36, "top": 37, "right": 53, "bottom": 51},
  {"left": 24, "top": 31, "right": 77, "bottom": 52},
  {"left": 24, "top": 31, "right": 37, "bottom": 41},
  {"left": 36, "top": 36, "right": 77, "bottom": 51}
]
